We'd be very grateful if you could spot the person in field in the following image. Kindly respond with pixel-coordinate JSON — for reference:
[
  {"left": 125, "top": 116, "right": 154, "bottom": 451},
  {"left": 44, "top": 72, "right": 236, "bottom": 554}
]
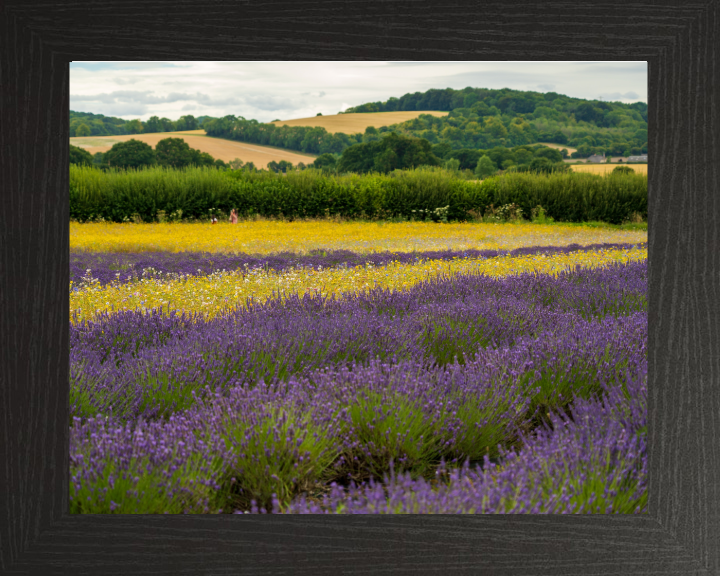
[
  {"left": 211, "top": 216, "right": 217, "bottom": 225},
  {"left": 230, "top": 209, "right": 238, "bottom": 224}
]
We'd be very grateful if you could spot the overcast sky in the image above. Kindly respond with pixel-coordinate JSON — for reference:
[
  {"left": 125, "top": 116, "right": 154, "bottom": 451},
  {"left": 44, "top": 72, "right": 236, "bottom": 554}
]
[{"left": 70, "top": 61, "right": 647, "bottom": 123}]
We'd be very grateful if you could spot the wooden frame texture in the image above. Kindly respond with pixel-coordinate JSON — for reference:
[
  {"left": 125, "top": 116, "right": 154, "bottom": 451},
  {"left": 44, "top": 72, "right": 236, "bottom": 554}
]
[{"left": 1, "top": 1, "right": 718, "bottom": 574}]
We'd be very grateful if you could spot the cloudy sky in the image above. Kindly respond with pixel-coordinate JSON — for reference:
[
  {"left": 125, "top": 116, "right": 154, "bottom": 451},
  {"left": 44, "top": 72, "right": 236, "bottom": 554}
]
[{"left": 70, "top": 61, "right": 647, "bottom": 123}]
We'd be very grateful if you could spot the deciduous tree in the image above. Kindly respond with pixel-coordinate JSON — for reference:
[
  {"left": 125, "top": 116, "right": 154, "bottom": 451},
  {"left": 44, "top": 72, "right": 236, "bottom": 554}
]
[
  {"left": 103, "top": 139, "right": 156, "bottom": 169},
  {"left": 75, "top": 123, "right": 91, "bottom": 137},
  {"left": 144, "top": 116, "right": 161, "bottom": 133},
  {"left": 69, "top": 144, "right": 93, "bottom": 166},
  {"left": 313, "top": 153, "right": 337, "bottom": 171},
  {"left": 474, "top": 155, "right": 496, "bottom": 178},
  {"left": 124, "top": 119, "right": 144, "bottom": 134},
  {"left": 155, "top": 138, "right": 194, "bottom": 168}
]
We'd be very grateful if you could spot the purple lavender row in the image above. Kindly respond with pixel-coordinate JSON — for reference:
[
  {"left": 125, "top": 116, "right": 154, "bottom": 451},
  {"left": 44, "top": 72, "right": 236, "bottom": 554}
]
[
  {"left": 282, "top": 364, "right": 647, "bottom": 514},
  {"left": 70, "top": 242, "right": 646, "bottom": 287},
  {"left": 69, "top": 260, "right": 647, "bottom": 513},
  {"left": 70, "top": 348, "right": 647, "bottom": 514},
  {"left": 72, "top": 259, "right": 647, "bottom": 365},
  {"left": 71, "top": 261, "right": 647, "bottom": 423}
]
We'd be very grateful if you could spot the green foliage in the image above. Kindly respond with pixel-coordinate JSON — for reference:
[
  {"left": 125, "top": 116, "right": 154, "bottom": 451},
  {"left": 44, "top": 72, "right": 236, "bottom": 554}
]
[
  {"left": 199, "top": 90, "right": 646, "bottom": 170},
  {"left": 192, "top": 150, "right": 217, "bottom": 167},
  {"left": 474, "top": 156, "right": 497, "bottom": 179},
  {"left": 446, "top": 149, "right": 482, "bottom": 170},
  {"left": 159, "top": 118, "right": 176, "bottom": 132},
  {"left": 613, "top": 165, "right": 635, "bottom": 175},
  {"left": 344, "top": 87, "right": 647, "bottom": 157},
  {"left": 124, "top": 119, "right": 144, "bottom": 134},
  {"left": 337, "top": 132, "right": 441, "bottom": 174},
  {"left": 210, "top": 408, "right": 339, "bottom": 512},
  {"left": 530, "top": 205, "right": 554, "bottom": 224},
  {"left": 103, "top": 139, "right": 156, "bottom": 170},
  {"left": 143, "top": 116, "right": 162, "bottom": 133},
  {"left": 312, "top": 153, "right": 337, "bottom": 172},
  {"left": 480, "top": 171, "right": 647, "bottom": 224},
  {"left": 75, "top": 123, "right": 91, "bottom": 137},
  {"left": 95, "top": 136, "right": 224, "bottom": 172},
  {"left": 70, "top": 144, "right": 93, "bottom": 166},
  {"left": 444, "top": 158, "right": 460, "bottom": 173},
  {"left": 72, "top": 111, "right": 207, "bottom": 138},
  {"left": 70, "top": 111, "right": 127, "bottom": 137},
  {"left": 176, "top": 115, "right": 199, "bottom": 131},
  {"left": 205, "top": 116, "right": 355, "bottom": 156},
  {"left": 70, "top": 452, "right": 224, "bottom": 514},
  {"left": 267, "top": 160, "right": 295, "bottom": 173},
  {"left": 92, "top": 152, "right": 105, "bottom": 167},
  {"left": 431, "top": 142, "right": 453, "bottom": 159},
  {"left": 533, "top": 147, "right": 563, "bottom": 163},
  {"left": 69, "top": 164, "right": 647, "bottom": 225},
  {"left": 155, "top": 138, "right": 195, "bottom": 169},
  {"left": 530, "top": 157, "right": 555, "bottom": 174}
]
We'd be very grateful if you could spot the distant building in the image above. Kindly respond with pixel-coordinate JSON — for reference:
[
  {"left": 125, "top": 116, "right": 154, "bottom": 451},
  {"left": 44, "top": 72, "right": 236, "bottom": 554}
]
[
  {"left": 627, "top": 155, "right": 648, "bottom": 162},
  {"left": 587, "top": 153, "right": 605, "bottom": 163}
]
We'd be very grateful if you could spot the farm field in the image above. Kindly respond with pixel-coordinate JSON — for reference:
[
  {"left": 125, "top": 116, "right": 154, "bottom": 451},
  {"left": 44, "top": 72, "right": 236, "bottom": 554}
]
[
  {"left": 70, "top": 221, "right": 648, "bottom": 256},
  {"left": 570, "top": 164, "right": 648, "bottom": 175},
  {"left": 70, "top": 221, "right": 648, "bottom": 514},
  {"left": 70, "top": 132, "right": 317, "bottom": 169},
  {"left": 270, "top": 111, "right": 449, "bottom": 134}
]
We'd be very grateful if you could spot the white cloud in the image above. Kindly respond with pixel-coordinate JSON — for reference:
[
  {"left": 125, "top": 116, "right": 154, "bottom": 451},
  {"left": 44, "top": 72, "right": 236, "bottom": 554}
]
[
  {"left": 113, "top": 77, "right": 144, "bottom": 86},
  {"left": 598, "top": 91, "right": 640, "bottom": 102},
  {"left": 70, "top": 61, "right": 647, "bottom": 122}
]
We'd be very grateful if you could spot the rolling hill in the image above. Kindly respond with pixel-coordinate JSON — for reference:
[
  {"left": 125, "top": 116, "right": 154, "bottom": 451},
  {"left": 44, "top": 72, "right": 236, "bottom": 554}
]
[
  {"left": 69, "top": 131, "right": 317, "bottom": 169},
  {"left": 270, "top": 111, "right": 449, "bottom": 134}
]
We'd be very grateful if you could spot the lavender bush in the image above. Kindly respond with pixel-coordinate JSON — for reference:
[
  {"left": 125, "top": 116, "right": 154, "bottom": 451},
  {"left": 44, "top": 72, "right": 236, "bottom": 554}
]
[{"left": 70, "top": 254, "right": 647, "bottom": 514}]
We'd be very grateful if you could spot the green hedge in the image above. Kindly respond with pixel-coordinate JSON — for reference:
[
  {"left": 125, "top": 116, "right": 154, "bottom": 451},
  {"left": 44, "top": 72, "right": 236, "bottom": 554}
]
[{"left": 70, "top": 165, "right": 647, "bottom": 224}]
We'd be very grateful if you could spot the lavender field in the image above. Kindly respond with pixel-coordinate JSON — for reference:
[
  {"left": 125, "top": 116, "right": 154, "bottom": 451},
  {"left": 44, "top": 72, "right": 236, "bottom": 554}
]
[{"left": 70, "top": 227, "right": 647, "bottom": 514}]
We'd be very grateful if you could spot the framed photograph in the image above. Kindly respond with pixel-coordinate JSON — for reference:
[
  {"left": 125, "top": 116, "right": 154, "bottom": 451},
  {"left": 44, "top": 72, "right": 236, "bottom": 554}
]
[{"left": 2, "top": 3, "right": 716, "bottom": 574}]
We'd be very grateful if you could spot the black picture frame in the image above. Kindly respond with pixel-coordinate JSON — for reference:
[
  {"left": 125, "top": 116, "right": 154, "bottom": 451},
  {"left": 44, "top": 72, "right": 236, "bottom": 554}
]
[{"left": 1, "top": 1, "right": 718, "bottom": 574}]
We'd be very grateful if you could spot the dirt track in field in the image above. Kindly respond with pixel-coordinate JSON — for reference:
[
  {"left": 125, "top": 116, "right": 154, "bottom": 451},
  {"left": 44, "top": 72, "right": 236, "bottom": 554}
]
[{"left": 536, "top": 142, "right": 577, "bottom": 154}]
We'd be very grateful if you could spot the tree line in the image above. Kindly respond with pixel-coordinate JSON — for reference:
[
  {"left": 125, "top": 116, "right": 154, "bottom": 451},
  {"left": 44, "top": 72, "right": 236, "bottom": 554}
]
[
  {"left": 71, "top": 131, "right": 580, "bottom": 181},
  {"left": 70, "top": 163, "right": 647, "bottom": 226},
  {"left": 70, "top": 110, "right": 216, "bottom": 138},
  {"left": 309, "top": 135, "right": 574, "bottom": 179},
  {"left": 72, "top": 86, "right": 647, "bottom": 165},
  {"left": 70, "top": 138, "right": 229, "bottom": 170},
  {"left": 201, "top": 90, "right": 647, "bottom": 163},
  {"left": 342, "top": 86, "right": 647, "bottom": 157},
  {"left": 203, "top": 115, "right": 363, "bottom": 155},
  {"left": 388, "top": 105, "right": 646, "bottom": 158}
]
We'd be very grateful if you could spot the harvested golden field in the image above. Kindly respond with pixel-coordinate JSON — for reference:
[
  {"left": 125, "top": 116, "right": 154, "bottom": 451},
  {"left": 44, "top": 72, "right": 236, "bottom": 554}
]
[
  {"left": 270, "top": 111, "right": 449, "bottom": 134},
  {"left": 570, "top": 163, "right": 648, "bottom": 175},
  {"left": 537, "top": 142, "right": 577, "bottom": 154},
  {"left": 69, "top": 132, "right": 317, "bottom": 169}
]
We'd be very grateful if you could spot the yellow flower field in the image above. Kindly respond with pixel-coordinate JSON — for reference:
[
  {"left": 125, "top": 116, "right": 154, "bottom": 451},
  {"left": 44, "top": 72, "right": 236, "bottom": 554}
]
[
  {"left": 71, "top": 245, "right": 647, "bottom": 323},
  {"left": 70, "top": 221, "right": 647, "bottom": 255}
]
